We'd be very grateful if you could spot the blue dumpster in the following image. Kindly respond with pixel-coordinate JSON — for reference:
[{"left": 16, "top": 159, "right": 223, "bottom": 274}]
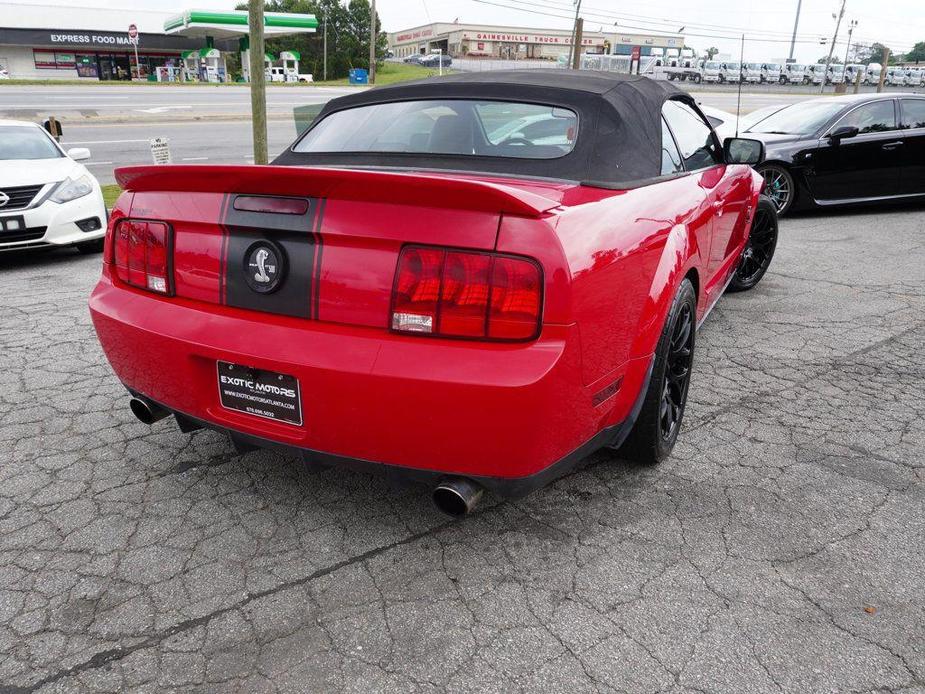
[{"left": 348, "top": 68, "right": 369, "bottom": 85}]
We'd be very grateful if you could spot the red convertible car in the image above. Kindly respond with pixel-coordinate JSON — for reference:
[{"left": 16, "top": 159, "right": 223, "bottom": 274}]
[{"left": 90, "top": 71, "right": 776, "bottom": 516}]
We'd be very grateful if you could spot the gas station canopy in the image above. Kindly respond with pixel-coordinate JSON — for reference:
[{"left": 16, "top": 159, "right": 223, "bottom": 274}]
[{"left": 164, "top": 9, "right": 318, "bottom": 40}]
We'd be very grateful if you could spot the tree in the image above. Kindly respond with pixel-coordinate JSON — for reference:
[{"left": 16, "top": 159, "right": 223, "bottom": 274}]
[
  {"left": 867, "top": 43, "right": 892, "bottom": 65},
  {"left": 906, "top": 41, "right": 925, "bottom": 63},
  {"left": 704, "top": 46, "right": 719, "bottom": 60},
  {"left": 817, "top": 56, "right": 842, "bottom": 64},
  {"left": 852, "top": 42, "right": 873, "bottom": 64},
  {"left": 235, "top": 0, "right": 387, "bottom": 80}
]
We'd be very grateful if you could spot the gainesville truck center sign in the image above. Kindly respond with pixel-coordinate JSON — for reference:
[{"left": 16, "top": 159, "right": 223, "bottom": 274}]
[{"left": 461, "top": 31, "right": 605, "bottom": 46}]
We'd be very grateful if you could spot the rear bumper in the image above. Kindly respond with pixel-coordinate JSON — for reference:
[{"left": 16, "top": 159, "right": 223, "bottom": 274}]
[{"left": 90, "top": 275, "right": 652, "bottom": 490}]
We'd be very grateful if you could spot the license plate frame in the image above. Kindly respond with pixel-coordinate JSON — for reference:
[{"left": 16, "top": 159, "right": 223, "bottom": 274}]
[{"left": 216, "top": 361, "right": 303, "bottom": 426}]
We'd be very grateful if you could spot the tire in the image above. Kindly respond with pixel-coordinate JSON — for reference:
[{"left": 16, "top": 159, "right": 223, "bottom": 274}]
[
  {"left": 757, "top": 163, "right": 796, "bottom": 216},
  {"left": 76, "top": 239, "right": 104, "bottom": 254},
  {"left": 718, "top": 74, "right": 725, "bottom": 83},
  {"left": 779, "top": 75, "right": 786, "bottom": 84},
  {"left": 693, "top": 74, "right": 702, "bottom": 83},
  {"left": 727, "top": 196, "right": 778, "bottom": 293},
  {"left": 616, "top": 279, "right": 697, "bottom": 465}
]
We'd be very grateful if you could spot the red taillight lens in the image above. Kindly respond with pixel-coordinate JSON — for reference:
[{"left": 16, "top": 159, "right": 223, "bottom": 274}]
[
  {"left": 440, "top": 251, "right": 491, "bottom": 337},
  {"left": 391, "top": 246, "right": 542, "bottom": 341},
  {"left": 489, "top": 256, "right": 543, "bottom": 340},
  {"left": 113, "top": 220, "right": 172, "bottom": 295},
  {"left": 391, "top": 247, "right": 444, "bottom": 333}
]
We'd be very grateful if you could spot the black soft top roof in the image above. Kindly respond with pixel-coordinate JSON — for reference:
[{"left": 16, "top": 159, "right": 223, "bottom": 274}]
[{"left": 273, "top": 70, "right": 691, "bottom": 185}]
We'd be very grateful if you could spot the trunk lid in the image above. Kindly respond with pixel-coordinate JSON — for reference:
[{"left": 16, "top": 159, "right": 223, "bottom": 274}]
[{"left": 116, "top": 165, "right": 562, "bottom": 329}]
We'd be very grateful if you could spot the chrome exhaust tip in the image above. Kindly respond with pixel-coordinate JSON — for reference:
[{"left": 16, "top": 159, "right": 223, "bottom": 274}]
[
  {"left": 432, "top": 477, "right": 484, "bottom": 517},
  {"left": 129, "top": 397, "right": 169, "bottom": 425}
]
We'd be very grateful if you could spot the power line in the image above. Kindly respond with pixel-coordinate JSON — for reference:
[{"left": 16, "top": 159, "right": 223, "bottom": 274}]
[
  {"left": 471, "top": 0, "right": 830, "bottom": 42},
  {"left": 470, "top": 0, "right": 834, "bottom": 44}
]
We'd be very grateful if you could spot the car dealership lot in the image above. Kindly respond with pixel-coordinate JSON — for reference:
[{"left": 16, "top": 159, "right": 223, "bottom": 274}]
[{"left": 1, "top": 205, "right": 923, "bottom": 691}]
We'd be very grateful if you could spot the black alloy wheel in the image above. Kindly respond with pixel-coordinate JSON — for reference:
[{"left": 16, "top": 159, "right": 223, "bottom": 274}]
[
  {"left": 728, "top": 195, "right": 778, "bottom": 292},
  {"left": 660, "top": 301, "right": 694, "bottom": 442},
  {"left": 759, "top": 164, "right": 795, "bottom": 216},
  {"left": 616, "top": 279, "right": 697, "bottom": 465}
]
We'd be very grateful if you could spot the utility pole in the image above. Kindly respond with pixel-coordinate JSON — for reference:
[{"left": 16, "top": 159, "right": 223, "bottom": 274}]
[
  {"left": 323, "top": 9, "right": 327, "bottom": 82},
  {"left": 788, "top": 0, "right": 801, "bottom": 62},
  {"left": 567, "top": 0, "right": 582, "bottom": 68},
  {"left": 571, "top": 18, "right": 584, "bottom": 70},
  {"left": 877, "top": 46, "right": 889, "bottom": 92},
  {"left": 820, "top": 0, "right": 846, "bottom": 94},
  {"left": 844, "top": 19, "right": 857, "bottom": 65},
  {"left": 369, "top": 0, "right": 376, "bottom": 84},
  {"left": 248, "top": 0, "right": 268, "bottom": 164}
]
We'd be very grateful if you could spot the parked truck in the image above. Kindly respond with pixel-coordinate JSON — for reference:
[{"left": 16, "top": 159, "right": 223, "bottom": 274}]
[
  {"left": 742, "top": 62, "right": 763, "bottom": 83},
  {"left": 760, "top": 62, "right": 782, "bottom": 83},
  {"left": 844, "top": 63, "right": 866, "bottom": 85},
  {"left": 864, "top": 63, "right": 882, "bottom": 85},
  {"left": 885, "top": 67, "right": 906, "bottom": 86},
  {"left": 779, "top": 63, "right": 807, "bottom": 84}
]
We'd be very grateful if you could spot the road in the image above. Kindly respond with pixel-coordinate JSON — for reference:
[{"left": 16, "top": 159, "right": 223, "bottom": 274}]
[
  {"left": 0, "top": 84, "right": 359, "bottom": 120},
  {"left": 1, "top": 203, "right": 923, "bottom": 692},
  {"left": 69, "top": 120, "right": 299, "bottom": 185}
]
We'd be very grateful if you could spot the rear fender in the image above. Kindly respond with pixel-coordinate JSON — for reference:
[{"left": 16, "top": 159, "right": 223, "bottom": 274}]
[{"left": 628, "top": 222, "right": 696, "bottom": 359}]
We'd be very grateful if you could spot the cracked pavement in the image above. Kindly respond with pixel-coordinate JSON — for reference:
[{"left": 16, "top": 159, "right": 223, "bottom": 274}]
[{"left": 1, "top": 204, "right": 923, "bottom": 693}]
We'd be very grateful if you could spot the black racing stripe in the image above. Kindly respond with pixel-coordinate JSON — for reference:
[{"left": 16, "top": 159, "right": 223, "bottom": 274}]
[
  {"left": 217, "top": 193, "right": 231, "bottom": 305},
  {"left": 311, "top": 198, "right": 326, "bottom": 320},
  {"left": 221, "top": 195, "right": 318, "bottom": 319}
]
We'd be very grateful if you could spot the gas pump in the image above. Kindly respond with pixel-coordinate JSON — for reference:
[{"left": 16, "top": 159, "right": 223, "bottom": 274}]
[{"left": 280, "top": 50, "right": 300, "bottom": 83}]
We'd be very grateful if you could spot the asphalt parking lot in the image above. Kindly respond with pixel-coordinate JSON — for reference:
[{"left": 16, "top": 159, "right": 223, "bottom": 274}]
[{"left": 1, "top": 203, "right": 923, "bottom": 692}]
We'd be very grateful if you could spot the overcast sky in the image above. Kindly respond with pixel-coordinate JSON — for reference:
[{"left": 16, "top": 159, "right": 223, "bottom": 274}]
[{"left": 20, "top": 0, "right": 923, "bottom": 63}]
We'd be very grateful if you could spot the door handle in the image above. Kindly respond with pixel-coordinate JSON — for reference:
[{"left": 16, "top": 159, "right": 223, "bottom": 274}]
[{"left": 881, "top": 141, "right": 904, "bottom": 150}]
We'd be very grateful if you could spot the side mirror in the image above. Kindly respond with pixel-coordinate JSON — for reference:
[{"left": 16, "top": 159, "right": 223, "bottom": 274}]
[
  {"left": 67, "top": 147, "right": 91, "bottom": 161},
  {"left": 723, "top": 137, "right": 765, "bottom": 165},
  {"left": 827, "top": 125, "right": 859, "bottom": 142}
]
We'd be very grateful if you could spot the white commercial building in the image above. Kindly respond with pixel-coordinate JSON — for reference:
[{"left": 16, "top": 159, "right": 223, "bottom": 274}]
[{"left": 387, "top": 22, "right": 685, "bottom": 62}]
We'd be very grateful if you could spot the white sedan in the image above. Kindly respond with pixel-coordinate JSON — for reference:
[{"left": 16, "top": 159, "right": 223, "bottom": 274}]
[{"left": 0, "top": 119, "right": 106, "bottom": 253}]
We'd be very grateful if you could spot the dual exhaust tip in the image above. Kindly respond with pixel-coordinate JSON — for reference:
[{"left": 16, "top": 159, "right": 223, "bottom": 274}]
[
  {"left": 129, "top": 397, "right": 484, "bottom": 517},
  {"left": 129, "top": 397, "right": 169, "bottom": 425},
  {"left": 432, "top": 477, "right": 483, "bottom": 517}
]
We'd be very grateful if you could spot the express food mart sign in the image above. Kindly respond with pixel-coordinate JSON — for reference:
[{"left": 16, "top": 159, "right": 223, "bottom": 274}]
[{"left": 0, "top": 28, "right": 198, "bottom": 50}]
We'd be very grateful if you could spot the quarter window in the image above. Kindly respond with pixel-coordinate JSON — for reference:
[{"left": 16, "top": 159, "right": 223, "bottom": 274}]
[
  {"left": 833, "top": 101, "right": 897, "bottom": 134},
  {"left": 900, "top": 99, "right": 925, "bottom": 129},
  {"left": 661, "top": 100, "right": 720, "bottom": 171},
  {"left": 660, "top": 117, "right": 683, "bottom": 174}
]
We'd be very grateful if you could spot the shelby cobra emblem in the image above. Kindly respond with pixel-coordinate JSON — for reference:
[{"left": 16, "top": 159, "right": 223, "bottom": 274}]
[{"left": 244, "top": 242, "right": 284, "bottom": 294}]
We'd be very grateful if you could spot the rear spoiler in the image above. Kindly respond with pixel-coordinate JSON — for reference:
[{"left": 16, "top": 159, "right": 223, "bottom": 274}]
[{"left": 115, "top": 165, "right": 561, "bottom": 218}]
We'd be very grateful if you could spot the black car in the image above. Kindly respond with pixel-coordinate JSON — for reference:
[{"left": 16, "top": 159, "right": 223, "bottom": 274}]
[
  {"left": 741, "top": 93, "right": 925, "bottom": 215},
  {"left": 419, "top": 54, "right": 452, "bottom": 68}
]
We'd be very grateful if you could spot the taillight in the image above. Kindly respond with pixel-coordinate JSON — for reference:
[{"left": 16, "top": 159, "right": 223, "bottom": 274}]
[
  {"left": 113, "top": 219, "right": 173, "bottom": 295},
  {"left": 391, "top": 246, "right": 542, "bottom": 341}
]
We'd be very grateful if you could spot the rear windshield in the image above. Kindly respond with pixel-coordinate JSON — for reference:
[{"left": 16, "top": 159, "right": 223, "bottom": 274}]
[
  {"left": 0, "top": 125, "right": 62, "bottom": 160},
  {"left": 292, "top": 99, "right": 579, "bottom": 160}
]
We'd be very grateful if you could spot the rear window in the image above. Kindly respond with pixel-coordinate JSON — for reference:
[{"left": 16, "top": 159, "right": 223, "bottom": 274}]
[{"left": 292, "top": 99, "right": 579, "bottom": 160}]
